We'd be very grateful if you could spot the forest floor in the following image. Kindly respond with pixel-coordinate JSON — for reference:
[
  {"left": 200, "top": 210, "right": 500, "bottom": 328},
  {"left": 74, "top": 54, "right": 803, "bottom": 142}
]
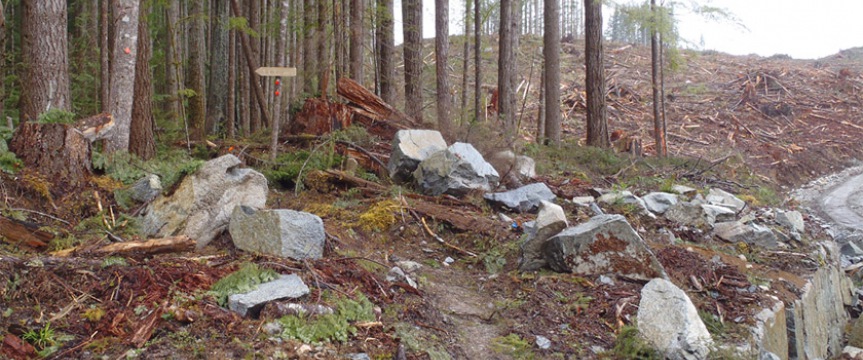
[{"left": 3, "top": 40, "right": 863, "bottom": 359}]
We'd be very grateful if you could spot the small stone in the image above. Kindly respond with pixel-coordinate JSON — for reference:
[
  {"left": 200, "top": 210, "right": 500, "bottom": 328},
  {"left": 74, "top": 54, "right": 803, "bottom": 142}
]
[
  {"left": 228, "top": 274, "right": 310, "bottom": 317},
  {"left": 443, "top": 257, "right": 455, "bottom": 265},
  {"left": 738, "top": 254, "right": 747, "bottom": 262},
  {"left": 484, "top": 183, "right": 556, "bottom": 213},
  {"left": 642, "top": 192, "right": 679, "bottom": 214},
  {"left": 344, "top": 354, "right": 372, "bottom": 360},
  {"left": 670, "top": 184, "right": 698, "bottom": 196},
  {"left": 536, "top": 335, "right": 552, "bottom": 350},
  {"left": 395, "top": 260, "right": 423, "bottom": 273},
  {"left": 263, "top": 321, "right": 283, "bottom": 336},
  {"left": 387, "top": 267, "right": 417, "bottom": 288},
  {"left": 706, "top": 188, "right": 746, "bottom": 213},
  {"left": 572, "top": 196, "right": 596, "bottom": 207},
  {"left": 597, "top": 275, "right": 615, "bottom": 286}
]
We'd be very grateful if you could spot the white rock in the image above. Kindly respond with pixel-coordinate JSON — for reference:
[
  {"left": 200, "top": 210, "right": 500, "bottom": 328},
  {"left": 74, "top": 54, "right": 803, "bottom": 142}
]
[{"left": 638, "top": 278, "right": 713, "bottom": 360}]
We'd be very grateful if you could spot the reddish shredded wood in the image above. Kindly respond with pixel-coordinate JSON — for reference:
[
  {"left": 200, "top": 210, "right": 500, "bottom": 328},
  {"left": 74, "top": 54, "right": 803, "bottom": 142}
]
[
  {"left": 1, "top": 333, "right": 36, "bottom": 360},
  {"left": 336, "top": 77, "right": 419, "bottom": 128},
  {"left": 0, "top": 215, "right": 52, "bottom": 248},
  {"left": 289, "top": 98, "right": 353, "bottom": 135},
  {"left": 130, "top": 302, "right": 165, "bottom": 348}
]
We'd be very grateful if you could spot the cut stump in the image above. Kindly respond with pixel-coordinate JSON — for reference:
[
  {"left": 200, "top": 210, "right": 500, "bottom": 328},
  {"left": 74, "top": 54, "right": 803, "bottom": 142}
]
[{"left": 8, "top": 122, "right": 92, "bottom": 191}]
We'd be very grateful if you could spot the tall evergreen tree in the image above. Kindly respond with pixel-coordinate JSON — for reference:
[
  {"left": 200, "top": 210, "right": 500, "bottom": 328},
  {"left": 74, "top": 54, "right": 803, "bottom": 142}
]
[
  {"left": 20, "top": 0, "right": 71, "bottom": 122},
  {"left": 130, "top": 2, "right": 155, "bottom": 160},
  {"left": 402, "top": 0, "right": 423, "bottom": 123},
  {"left": 105, "top": 0, "right": 140, "bottom": 152},
  {"left": 435, "top": 0, "right": 452, "bottom": 135},
  {"left": 349, "top": 0, "right": 364, "bottom": 82},
  {"left": 376, "top": 0, "right": 395, "bottom": 104},
  {"left": 186, "top": 0, "right": 206, "bottom": 142},
  {"left": 584, "top": 0, "right": 609, "bottom": 147},
  {"left": 543, "top": 0, "right": 561, "bottom": 145}
]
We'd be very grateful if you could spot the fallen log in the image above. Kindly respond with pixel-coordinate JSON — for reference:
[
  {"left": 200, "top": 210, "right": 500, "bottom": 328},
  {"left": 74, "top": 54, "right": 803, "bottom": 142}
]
[
  {"left": 93, "top": 236, "right": 195, "bottom": 256},
  {"left": 0, "top": 215, "right": 52, "bottom": 248}
]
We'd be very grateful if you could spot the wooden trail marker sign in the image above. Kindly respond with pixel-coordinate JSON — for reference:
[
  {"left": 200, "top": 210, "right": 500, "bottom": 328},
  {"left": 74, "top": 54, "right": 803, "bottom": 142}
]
[{"left": 255, "top": 67, "right": 297, "bottom": 77}]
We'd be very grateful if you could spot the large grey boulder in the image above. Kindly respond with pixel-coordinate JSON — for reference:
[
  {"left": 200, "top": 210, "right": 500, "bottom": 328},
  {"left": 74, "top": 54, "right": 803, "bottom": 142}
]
[
  {"left": 714, "top": 221, "right": 779, "bottom": 248},
  {"left": 141, "top": 155, "right": 268, "bottom": 249},
  {"left": 520, "top": 200, "right": 568, "bottom": 271},
  {"left": 484, "top": 183, "right": 556, "bottom": 213},
  {"left": 638, "top": 278, "right": 713, "bottom": 360},
  {"left": 597, "top": 190, "right": 654, "bottom": 217},
  {"left": 413, "top": 142, "right": 499, "bottom": 196},
  {"left": 665, "top": 201, "right": 736, "bottom": 229},
  {"left": 228, "top": 274, "right": 310, "bottom": 317},
  {"left": 229, "top": 206, "right": 325, "bottom": 260},
  {"left": 542, "top": 214, "right": 667, "bottom": 280},
  {"left": 706, "top": 188, "right": 746, "bottom": 213},
  {"left": 387, "top": 130, "right": 448, "bottom": 182},
  {"left": 488, "top": 150, "right": 536, "bottom": 186},
  {"left": 642, "top": 192, "right": 679, "bottom": 214},
  {"left": 670, "top": 185, "right": 698, "bottom": 196},
  {"left": 775, "top": 210, "right": 805, "bottom": 234},
  {"left": 130, "top": 174, "right": 162, "bottom": 203}
]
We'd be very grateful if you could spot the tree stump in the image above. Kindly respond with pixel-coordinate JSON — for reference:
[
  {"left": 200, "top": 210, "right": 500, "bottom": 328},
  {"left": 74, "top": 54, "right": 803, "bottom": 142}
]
[{"left": 8, "top": 122, "right": 92, "bottom": 192}]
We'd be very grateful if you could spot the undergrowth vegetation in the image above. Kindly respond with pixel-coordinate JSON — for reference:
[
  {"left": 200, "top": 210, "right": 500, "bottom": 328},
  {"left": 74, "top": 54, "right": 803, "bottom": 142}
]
[
  {"left": 277, "top": 293, "right": 376, "bottom": 344},
  {"left": 209, "top": 263, "right": 279, "bottom": 306}
]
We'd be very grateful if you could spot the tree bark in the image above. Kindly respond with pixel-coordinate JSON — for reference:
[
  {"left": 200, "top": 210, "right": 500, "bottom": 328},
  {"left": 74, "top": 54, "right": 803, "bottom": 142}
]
[
  {"left": 100, "top": 0, "right": 111, "bottom": 112},
  {"left": 474, "top": 0, "right": 482, "bottom": 122},
  {"left": 21, "top": 0, "right": 71, "bottom": 122},
  {"left": 376, "top": 0, "right": 395, "bottom": 105},
  {"left": 317, "top": 0, "right": 330, "bottom": 95},
  {"left": 9, "top": 122, "right": 92, "bottom": 190},
  {"left": 104, "top": 0, "right": 140, "bottom": 152},
  {"left": 249, "top": 0, "right": 262, "bottom": 132},
  {"left": 272, "top": 1, "right": 290, "bottom": 161},
  {"left": 207, "top": 0, "right": 230, "bottom": 135},
  {"left": 461, "top": 0, "right": 471, "bottom": 121},
  {"left": 303, "top": 0, "right": 317, "bottom": 94},
  {"left": 498, "top": 0, "right": 517, "bottom": 135},
  {"left": 402, "top": 0, "right": 423, "bottom": 123},
  {"left": 543, "top": 0, "right": 561, "bottom": 145},
  {"left": 130, "top": 2, "right": 155, "bottom": 160},
  {"left": 186, "top": 0, "right": 206, "bottom": 142},
  {"left": 435, "top": 0, "right": 452, "bottom": 135},
  {"left": 651, "top": 0, "right": 667, "bottom": 157},
  {"left": 349, "top": 0, "right": 364, "bottom": 82},
  {"left": 230, "top": 0, "right": 272, "bottom": 131},
  {"left": 165, "top": 0, "right": 182, "bottom": 125},
  {"left": 227, "top": 29, "right": 237, "bottom": 138},
  {"left": 0, "top": 1, "right": 5, "bottom": 121},
  {"left": 584, "top": 0, "right": 609, "bottom": 148}
]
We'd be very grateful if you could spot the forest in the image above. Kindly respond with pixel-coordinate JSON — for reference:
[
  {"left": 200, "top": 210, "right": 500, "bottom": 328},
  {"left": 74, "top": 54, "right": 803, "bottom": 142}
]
[{"left": 3, "top": 0, "right": 863, "bottom": 359}]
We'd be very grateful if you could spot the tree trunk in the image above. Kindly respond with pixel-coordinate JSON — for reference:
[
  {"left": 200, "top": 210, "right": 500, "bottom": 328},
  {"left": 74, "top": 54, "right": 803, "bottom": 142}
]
[
  {"left": 165, "top": 1, "right": 182, "bottom": 125},
  {"left": 100, "top": 0, "right": 111, "bottom": 112},
  {"left": 498, "top": 0, "right": 516, "bottom": 134},
  {"left": 402, "top": 0, "right": 423, "bottom": 123},
  {"left": 317, "top": 0, "right": 330, "bottom": 95},
  {"left": 435, "top": 0, "right": 452, "bottom": 135},
  {"left": 303, "top": 0, "right": 317, "bottom": 94},
  {"left": 207, "top": 0, "right": 230, "bottom": 135},
  {"left": 9, "top": 123, "right": 92, "bottom": 190},
  {"left": 229, "top": 0, "right": 272, "bottom": 131},
  {"left": 21, "top": 0, "right": 71, "bottom": 122},
  {"left": 650, "top": 1, "right": 665, "bottom": 157},
  {"left": 186, "top": 0, "right": 206, "bottom": 142},
  {"left": 272, "top": 1, "right": 290, "bottom": 161},
  {"left": 349, "top": 0, "right": 364, "bottom": 82},
  {"left": 0, "top": 1, "right": 5, "bottom": 122},
  {"left": 474, "top": 0, "right": 482, "bottom": 122},
  {"left": 461, "top": 0, "right": 471, "bottom": 121},
  {"left": 227, "top": 30, "right": 237, "bottom": 138},
  {"left": 104, "top": 0, "right": 140, "bottom": 152},
  {"left": 543, "top": 0, "right": 561, "bottom": 145},
  {"left": 249, "top": 0, "right": 261, "bottom": 132},
  {"left": 536, "top": 61, "right": 545, "bottom": 143},
  {"left": 376, "top": 0, "right": 395, "bottom": 105},
  {"left": 584, "top": 0, "right": 609, "bottom": 148},
  {"left": 130, "top": 2, "right": 155, "bottom": 160}
]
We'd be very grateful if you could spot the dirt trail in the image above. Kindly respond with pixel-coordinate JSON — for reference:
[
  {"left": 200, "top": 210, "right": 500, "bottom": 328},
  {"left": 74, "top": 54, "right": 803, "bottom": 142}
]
[
  {"left": 822, "top": 171, "right": 863, "bottom": 230},
  {"left": 424, "top": 268, "right": 510, "bottom": 360}
]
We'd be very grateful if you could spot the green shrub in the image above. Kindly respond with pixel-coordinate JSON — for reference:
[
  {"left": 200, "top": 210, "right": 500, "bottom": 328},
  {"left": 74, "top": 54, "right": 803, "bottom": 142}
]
[
  {"left": 610, "top": 325, "right": 660, "bottom": 359},
  {"left": 36, "top": 109, "right": 76, "bottom": 124},
  {"left": 264, "top": 149, "right": 343, "bottom": 189}
]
